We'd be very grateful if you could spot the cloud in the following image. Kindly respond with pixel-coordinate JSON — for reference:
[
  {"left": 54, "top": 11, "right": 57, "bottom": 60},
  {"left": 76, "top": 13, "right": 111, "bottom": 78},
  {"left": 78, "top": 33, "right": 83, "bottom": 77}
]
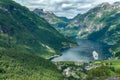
[{"left": 13, "top": 0, "right": 120, "bottom": 18}]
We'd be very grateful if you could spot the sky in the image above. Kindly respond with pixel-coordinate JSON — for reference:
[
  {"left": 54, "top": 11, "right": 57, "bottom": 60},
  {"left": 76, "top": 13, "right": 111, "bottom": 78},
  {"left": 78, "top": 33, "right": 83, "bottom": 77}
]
[{"left": 13, "top": 0, "right": 120, "bottom": 18}]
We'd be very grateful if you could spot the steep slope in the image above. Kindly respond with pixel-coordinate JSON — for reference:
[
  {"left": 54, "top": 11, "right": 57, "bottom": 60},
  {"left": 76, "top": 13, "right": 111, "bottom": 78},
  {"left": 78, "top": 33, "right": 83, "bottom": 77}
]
[
  {"left": 0, "top": 0, "right": 69, "bottom": 79},
  {"left": 33, "top": 8, "right": 70, "bottom": 35},
  {"left": 87, "top": 2, "right": 120, "bottom": 57},
  {"left": 67, "top": 2, "right": 120, "bottom": 57},
  {"left": 67, "top": 2, "right": 120, "bottom": 38},
  {"left": 0, "top": 49, "right": 64, "bottom": 80},
  {"left": 0, "top": 0, "right": 74, "bottom": 58},
  {"left": 87, "top": 7, "right": 120, "bottom": 57}
]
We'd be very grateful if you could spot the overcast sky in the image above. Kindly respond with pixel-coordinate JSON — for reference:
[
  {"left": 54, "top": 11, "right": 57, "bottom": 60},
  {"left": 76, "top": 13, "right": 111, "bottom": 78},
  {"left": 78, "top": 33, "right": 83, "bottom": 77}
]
[{"left": 13, "top": 0, "right": 120, "bottom": 18}]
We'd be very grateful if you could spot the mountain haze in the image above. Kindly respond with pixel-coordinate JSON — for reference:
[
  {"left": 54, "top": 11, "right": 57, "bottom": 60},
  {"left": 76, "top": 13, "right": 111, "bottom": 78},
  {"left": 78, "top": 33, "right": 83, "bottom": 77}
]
[
  {"left": 33, "top": 8, "right": 71, "bottom": 35},
  {"left": 33, "top": 2, "right": 120, "bottom": 57},
  {"left": 49, "top": 2, "right": 120, "bottom": 57}
]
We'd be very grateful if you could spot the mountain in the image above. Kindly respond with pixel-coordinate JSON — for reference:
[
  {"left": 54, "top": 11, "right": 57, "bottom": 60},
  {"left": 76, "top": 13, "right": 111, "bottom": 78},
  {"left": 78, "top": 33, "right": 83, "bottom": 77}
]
[
  {"left": 0, "top": 0, "right": 76, "bottom": 79},
  {"left": 33, "top": 8, "right": 70, "bottom": 35},
  {"left": 66, "top": 2, "right": 120, "bottom": 58},
  {"left": 33, "top": 2, "right": 120, "bottom": 58},
  {"left": 66, "top": 2, "right": 111, "bottom": 39},
  {"left": 0, "top": 0, "right": 75, "bottom": 59},
  {"left": 87, "top": 2, "right": 120, "bottom": 58}
]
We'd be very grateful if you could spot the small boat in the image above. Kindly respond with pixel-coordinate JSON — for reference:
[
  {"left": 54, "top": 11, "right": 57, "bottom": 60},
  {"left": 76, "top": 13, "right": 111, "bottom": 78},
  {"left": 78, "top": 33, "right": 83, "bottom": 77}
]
[{"left": 92, "top": 51, "right": 99, "bottom": 60}]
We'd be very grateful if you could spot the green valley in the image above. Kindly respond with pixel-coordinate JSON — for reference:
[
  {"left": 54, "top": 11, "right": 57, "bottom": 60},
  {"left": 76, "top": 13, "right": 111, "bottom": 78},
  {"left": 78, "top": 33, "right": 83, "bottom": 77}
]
[{"left": 0, "top": 0, "right": 120, "bottom": 80}]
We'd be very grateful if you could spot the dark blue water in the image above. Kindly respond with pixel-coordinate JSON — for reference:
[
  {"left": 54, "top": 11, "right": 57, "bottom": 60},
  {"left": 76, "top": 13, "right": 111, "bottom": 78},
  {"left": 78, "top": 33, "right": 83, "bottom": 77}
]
[{"left": 52, "top": 40, "right": 111, "bottom": 62}]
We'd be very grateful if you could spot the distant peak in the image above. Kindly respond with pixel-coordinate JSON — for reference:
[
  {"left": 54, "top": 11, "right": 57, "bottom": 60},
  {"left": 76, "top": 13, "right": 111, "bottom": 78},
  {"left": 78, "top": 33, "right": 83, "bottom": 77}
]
[
  {"left": 98, "top": 2, "right": 111, "bottom": 7},
  {"left": 34, "top": 8, "right": 55, "bottom": 15},
  {"left": 34, "top": 8, "right": 44, "bottom": 12},
  {"left": 113, "top": 1, "right": 120, "bottom": 5},
  {"left": 73, "top": 14, "right": 81, "bottom": 19}
]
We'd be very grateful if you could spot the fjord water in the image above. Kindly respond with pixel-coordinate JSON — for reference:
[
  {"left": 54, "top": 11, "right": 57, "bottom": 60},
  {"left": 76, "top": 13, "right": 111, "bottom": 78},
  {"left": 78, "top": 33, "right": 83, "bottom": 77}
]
[{"left": 52, "top": 40, "right": 111, "bottom": 62}]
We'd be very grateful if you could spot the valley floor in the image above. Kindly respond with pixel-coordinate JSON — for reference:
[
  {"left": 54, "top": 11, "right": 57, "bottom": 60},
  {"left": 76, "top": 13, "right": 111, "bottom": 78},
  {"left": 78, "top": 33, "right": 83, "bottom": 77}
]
[{"left": 53, "top": 59, "right": 120, "bottom": 80}]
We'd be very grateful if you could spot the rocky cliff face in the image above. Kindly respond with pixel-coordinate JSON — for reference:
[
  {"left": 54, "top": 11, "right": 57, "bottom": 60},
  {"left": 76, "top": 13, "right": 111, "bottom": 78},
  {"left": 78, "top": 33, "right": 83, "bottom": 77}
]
[
  {"left": 68, "top": 2, "right": 120, "bottom": 57},
  {"left": 33, "top": 8, "right": 71, "bottom": 35},
  {"left": 67, "top": 2, "right": 120, "bottom": 39}
]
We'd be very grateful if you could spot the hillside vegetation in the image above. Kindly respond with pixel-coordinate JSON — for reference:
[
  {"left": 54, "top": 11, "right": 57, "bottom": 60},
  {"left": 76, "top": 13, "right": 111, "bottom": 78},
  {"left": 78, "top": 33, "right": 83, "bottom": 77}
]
[
  {"left": 0, "top": 49, "right": 64, "bottom": 80},
  {"left": 0, "top": 0, "right": 75, "bottom": 58},
  {"left": 0, "top": 0, "right": 74, "bottom": 79}
]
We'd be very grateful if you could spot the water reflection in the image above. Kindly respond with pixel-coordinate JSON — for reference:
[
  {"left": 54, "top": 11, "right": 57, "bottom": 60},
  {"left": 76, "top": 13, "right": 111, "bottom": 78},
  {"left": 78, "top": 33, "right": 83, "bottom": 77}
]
[{"left": 52, "top": 40, "right": 111, "bottom": 62}]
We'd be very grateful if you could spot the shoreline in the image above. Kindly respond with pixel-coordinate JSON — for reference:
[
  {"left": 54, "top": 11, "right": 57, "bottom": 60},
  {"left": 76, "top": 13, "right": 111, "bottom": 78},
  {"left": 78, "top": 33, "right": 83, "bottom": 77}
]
[{"left": 48, "top": 54, "right": 61, "bottom": 61}]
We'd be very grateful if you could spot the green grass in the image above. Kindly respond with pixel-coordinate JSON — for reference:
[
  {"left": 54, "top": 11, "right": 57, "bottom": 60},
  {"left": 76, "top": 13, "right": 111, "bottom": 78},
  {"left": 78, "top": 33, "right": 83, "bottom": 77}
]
[
  {"left": 0, "top": 49, "right": 64, "bottom": 80},
  {"left": 86, "top": 65, "right": 112, "bottom": 80},
  {"left": 102, "top": 60, "right": 120, "bottom": 74},
  {"left": 85, "top": 60, "right": 120, "bottom": 80},
  {"left": 93, "top": 60, "right": 120, "bottom": 75}
]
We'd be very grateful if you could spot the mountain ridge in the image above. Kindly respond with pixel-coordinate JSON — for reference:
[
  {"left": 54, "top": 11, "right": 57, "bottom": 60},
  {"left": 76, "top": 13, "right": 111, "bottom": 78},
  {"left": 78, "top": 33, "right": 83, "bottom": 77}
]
[
  {"left": 33, "top": 8, "right": 71, "bottom": 35},
  {"left": 0, "top": 0, "right": 76, "bottom": 58},
  {"left": 0, "top": 0, "right": 69, "bottom": 79},
  {"left": 67, "top": 1, "right": 120, "bottom": 57},
  {"left": 33, "top": 1, "right": 120, "bottom": 58}
]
